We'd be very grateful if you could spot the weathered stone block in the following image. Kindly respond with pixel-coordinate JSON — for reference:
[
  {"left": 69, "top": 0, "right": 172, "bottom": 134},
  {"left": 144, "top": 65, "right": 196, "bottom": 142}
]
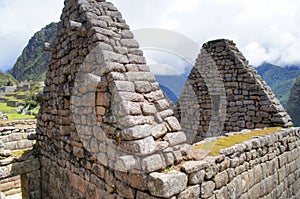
[
  {"left": 213, "top": 170, "right": 229, "bottom": 189},
  {"left": 142, "top": 154, "right": 164, "bottom": 173},
  {"left": 163, "top": 132, "right": 186, "bottom": 146},
  {"left": 109, "top": 80, "right": 135, "bottom": 93},
  {"left": 177, "top": 185, "right": 200, "bottom": 199},
  {"left": 141, "top": 104, "right": 157, "bottom": 115},
  {"left": 121, "top": 124, "right": 152, "bottom": 140},
  {"left": 188, "top": 170, "right": 206, "bottom": 184},
  {"left": 181, "top": 160, "right": 209, "bottom": 173},
  {"left": 118, "top": 115, "right": 154, "bottom": 128},
  {"left": 165, "top": 117, "right": 182, "bottom": 131},
  {"left": 150, "top": 123, "right": 168, "bottom": 139},
  {"left": 148, "top": 171, "right": 188, "bottom": 198},
  {"left": 120, "top": 136, "right": 156, "bottom": 155},
  {"left": 113, "top": 101, "right": 142, "bottom": 117},
  {"left": 115, "top": 156, "right": 137, "bottom": 172},
  {"left": 201, "top": 181, "right": 215, "bottom": 198},
  {"left": 134, "top": 81, "right": 152, "bottom": 93}
]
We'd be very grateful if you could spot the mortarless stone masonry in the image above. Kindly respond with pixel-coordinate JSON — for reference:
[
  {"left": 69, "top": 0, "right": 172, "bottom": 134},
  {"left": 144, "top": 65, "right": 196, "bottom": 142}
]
[
  {"left": 0, "top": 120, "right": 40, "bottom": 199},
  {"left": 175, "top": 39, "right": 293, "bottom": 142},
  {"left": 1, "top": 0, "right": 299, "bottom": 198}
]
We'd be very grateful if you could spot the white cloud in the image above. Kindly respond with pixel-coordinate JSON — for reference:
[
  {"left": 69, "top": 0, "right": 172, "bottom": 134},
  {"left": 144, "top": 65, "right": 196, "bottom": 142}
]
[
  {"left": 1, "top": 0, "right": 300, "bottom": 71},
  {"left": 112, "top": 0, "right": 300, "bottom": 67},
  {"left": 0, "top": 0, "right": 64, "bottom": 70}
]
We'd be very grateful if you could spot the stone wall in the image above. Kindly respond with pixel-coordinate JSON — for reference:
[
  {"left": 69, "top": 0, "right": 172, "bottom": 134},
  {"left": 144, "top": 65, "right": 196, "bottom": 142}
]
[
  {"left": 175, "top": 39, "right": 292, "bottom": 142},
  {"left": 32, "top": 0, "right": 300, "bottom": 198},
  {"left": 37, "top": 0, "right": 186, "bottom": 198},
  {"left": 0, "top": 120, "right": 36, "bottom": 150},
  {"left": 0, "top": 120, "right": 40, "bottom": 199},
  {"left": 0, "top": 176, "right": 21, "bottom": 197},
  {"left": 178, "top": 127, "right": 300, "bottom": 199}
]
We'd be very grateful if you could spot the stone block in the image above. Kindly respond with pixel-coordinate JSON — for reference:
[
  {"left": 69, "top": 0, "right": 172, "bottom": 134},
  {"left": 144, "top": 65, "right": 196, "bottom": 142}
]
[
  {"left": 129, "top": 172, "right": 148, "bottom": 191},
  {"left": 121, "top": 124, "right": 152, "bottom": 140},
  {"left": 188, "top": 170, "right": 206, "bottom": 184},
  {"left": 120, "top": 136, "right": 156, "bottom": 155},
  {"left": 201, "top": 181, "right": 215, "bottom": 198},
  {"left": 118, "top": 115, "right": 154, "bottom": 128},
  {"left": 165, "top": 117, "right": 182, "bottom": 131},
  {"left": 109, "top": 81, "right": 135, "bottom": 93},
  {"left": 155, "top": 99, "right": 170, "bottom": 111},
  {"left": 120, "top": 39, "right": 139, "bottom": 48},
  {"left": 181, "top": 160, "right": 209, "bottom": 173},
  {"left": 141, "top": 104, "right": 157, "bottom": 115},
  {"left": 113, "top": 101, "right": 142, "bottom": 117},
  {"left": 144, "top": 90, "right": 165, "bottom": 102},
  {"left": 163, "top": 132, "right": 186, "bottom": 146},
  {"left": 150, "top": 123, "right": 168, "bottom": 139},
  {"left": 142, "top": 154, "right": 164, "bottom": 173},
  {"left": 213, "top": 170, "right": 229, "bottom": 189},
  {"left": 115, "top": 155, "right": 137, "bottom": 172},
  {"left": 125, "top": 72, "right": 156, "bottom": 82},
  {"left": 148, "top": 171, "right": 188, "bottom": 198},
  {"left": 134, "top": 81, "right": 152, "bottom": 93},
  {"left": 178, "top": 185, "right": 200, "bottom": 199}
]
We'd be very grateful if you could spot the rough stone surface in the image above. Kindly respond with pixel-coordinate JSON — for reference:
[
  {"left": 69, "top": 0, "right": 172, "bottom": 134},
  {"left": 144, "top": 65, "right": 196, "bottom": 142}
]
[
  {"left": 1, "top": 0, "right": 297, "bottom": 198},
  {"left": 148, "top": 171, "right": 188, "bottom": 198},
  {"left": 175, "top": 39, "right": 293, "bottom": 141}
]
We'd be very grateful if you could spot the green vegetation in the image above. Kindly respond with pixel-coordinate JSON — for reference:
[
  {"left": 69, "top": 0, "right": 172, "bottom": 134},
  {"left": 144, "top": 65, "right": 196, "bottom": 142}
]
[
  {"left": 0, "top": 82, "right": 42, "bottom": 121},
  {"left": 7, "top": 113, "right": 35, "bottom": 120},
  {"left": 0, "top": 102, "right": 35, "bottom": 121},
  {"left": 11, "top": 149, "right": 32, "bottom": 157},
  {"left": 164, "top": 166, "right": 174, "bottom": 173},
  {"left": 0, "top": 103, "right": 16, "bottom": 112},
  {"left": 10, "top": 22, "right": 57, "bottom": 82},
  {"left": 0, "top": 73, "right": 18, "bottom": 86},
  {"left": 193, "top": 127, "right": 283, "bottom": 156},
  {"left": 287, "top": 75, "right": 300, "bottom": 126},
  {"left": 257, "top": 63, "right": 300, "bottom": 108}
]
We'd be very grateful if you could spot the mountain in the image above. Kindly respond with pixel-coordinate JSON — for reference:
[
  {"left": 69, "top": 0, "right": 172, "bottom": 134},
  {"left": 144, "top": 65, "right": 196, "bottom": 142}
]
[
  {"left": 256, "top": 62, "right": 300, "bottom": 108},
  {"left": 10, "top": 22, "right": 57, "bottom": 82},
  {"left": 0, "top": 73, "right": 18, "bottom": 86},
  {"left": 287, "top": 75, "right": 300, "bottom": 126}
]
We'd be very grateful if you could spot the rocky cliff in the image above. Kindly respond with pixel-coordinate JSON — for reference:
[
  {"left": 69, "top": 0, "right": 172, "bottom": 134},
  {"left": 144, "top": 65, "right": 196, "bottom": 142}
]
[
  {"left": 287, "top": 75, "right": 300, "bottom": 126},
  {"left": 10, "top": 23, "right": 57, "bottom": 82}
]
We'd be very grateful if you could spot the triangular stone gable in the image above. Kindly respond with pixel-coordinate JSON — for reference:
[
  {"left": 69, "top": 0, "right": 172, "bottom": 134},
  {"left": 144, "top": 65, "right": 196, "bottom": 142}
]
[
  {"left": 176, "top": 39, "right": 292, "bottom": 142},
  {"left": 37, "top": 0, "right": 186, "bottom": 197}
]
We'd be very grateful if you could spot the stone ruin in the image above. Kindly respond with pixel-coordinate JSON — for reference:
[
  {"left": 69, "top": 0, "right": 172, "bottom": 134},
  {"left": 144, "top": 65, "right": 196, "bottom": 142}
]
[
  {"left": 0, "top": 0, "right": 299, "bottom": 198},
  {"left": 175, "top": 39, "right": 292, "bottom": 143}
]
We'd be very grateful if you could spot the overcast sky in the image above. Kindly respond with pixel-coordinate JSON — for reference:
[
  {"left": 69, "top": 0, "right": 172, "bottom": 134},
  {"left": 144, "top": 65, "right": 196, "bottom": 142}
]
[{"left": 0, "top": 0, "right": 300, "bottom": 71}]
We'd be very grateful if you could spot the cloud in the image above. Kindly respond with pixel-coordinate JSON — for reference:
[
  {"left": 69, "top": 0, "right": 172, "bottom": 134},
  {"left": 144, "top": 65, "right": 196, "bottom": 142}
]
[
  {"left": 1, "top": 0, "right": 300, "bottom": 71},
  {"left": 144, "top": 50, "right": 193, "bottom": 76},
  {"left": 0, "top": 0, "right": 64, "bottom": 71},
  {"left": 111, "top": 0, "right": 300, "bottom": 67}
]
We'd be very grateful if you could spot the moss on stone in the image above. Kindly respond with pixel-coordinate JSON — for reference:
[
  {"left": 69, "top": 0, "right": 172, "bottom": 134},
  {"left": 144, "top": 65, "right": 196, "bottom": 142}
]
[
  {"left": 10, "top": 149, "right": 32, "bottom": 157},
  {"left": 193, "top": 127, "right": 283, "bottom": 156}
]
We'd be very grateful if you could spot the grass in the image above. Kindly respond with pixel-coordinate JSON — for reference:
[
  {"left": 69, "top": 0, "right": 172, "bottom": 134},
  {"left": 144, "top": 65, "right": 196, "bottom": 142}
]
[
  {"left": 0, "top": 103, "right": 36, "bottom": 120},
  {"left": 2, "top": 96, "right": 25, "bottom": 103},
  {"left": 193, "top": 127, "right": 284, "bottom": 156},
  {"left": 0, "top": 103, "right": 17, "bottom": 112},
  {"left": 7, "top": 113, "right": 35, "bottom": 120}
]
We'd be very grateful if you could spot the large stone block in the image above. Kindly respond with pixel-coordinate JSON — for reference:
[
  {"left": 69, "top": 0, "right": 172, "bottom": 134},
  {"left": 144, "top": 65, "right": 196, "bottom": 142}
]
[
  {"left": 148, "top": 171, "right": 188, "bottom": 198},
  {"left": 120, "top": 136, "right": 156, "bottom": 155}
]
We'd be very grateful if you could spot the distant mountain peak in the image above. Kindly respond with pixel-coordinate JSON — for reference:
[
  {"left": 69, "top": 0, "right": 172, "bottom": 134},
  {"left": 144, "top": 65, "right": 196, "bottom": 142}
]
[
  {"left": 10, "top": 22, "right": 58, "bottom": 82},
  {"left": 256, "top": 62, "right": 300, "bottom": 108}
]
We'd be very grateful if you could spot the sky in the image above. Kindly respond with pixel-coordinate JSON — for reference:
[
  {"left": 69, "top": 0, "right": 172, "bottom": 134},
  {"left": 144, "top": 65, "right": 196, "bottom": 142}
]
[{"left": 0, "top": 0, "right": 300, "bottom": 72}]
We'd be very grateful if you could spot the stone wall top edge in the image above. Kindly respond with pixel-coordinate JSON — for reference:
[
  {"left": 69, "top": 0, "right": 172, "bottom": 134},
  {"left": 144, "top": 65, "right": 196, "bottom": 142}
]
[
  {"left": 214, "top": 127, "right": 300, "bottom": 157},
  {"left": 0, "top": 120, "right": 37, "bottom": 127}
]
